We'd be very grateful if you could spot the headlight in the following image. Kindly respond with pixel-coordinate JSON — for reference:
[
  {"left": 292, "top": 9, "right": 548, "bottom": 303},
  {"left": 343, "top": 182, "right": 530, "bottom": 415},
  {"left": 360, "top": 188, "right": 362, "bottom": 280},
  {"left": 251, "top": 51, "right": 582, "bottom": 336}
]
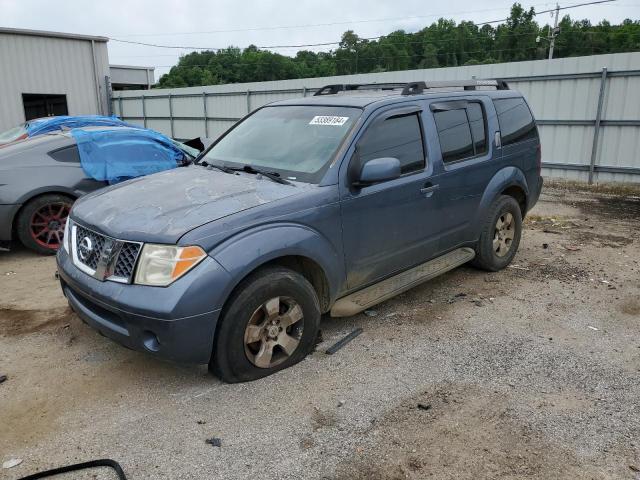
[
  {"left": 134, "top": 244, "right": 206, "bottom": 286},
  {"left": 63, "top": 218, "right": 71, "bottom": 254}
]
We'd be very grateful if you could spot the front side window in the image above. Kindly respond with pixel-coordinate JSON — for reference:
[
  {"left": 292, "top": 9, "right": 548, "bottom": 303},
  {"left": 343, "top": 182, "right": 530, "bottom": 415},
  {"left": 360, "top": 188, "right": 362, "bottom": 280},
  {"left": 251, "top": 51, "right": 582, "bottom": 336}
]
[
  {"left": 202, "top": 105, "right": 361, "bottom": 183},
  {"left": 493, "top": 97, "right": 537, "bottom": 146},
  {"left": 357, "top": 113, "right": 425, "bottom": 175}
]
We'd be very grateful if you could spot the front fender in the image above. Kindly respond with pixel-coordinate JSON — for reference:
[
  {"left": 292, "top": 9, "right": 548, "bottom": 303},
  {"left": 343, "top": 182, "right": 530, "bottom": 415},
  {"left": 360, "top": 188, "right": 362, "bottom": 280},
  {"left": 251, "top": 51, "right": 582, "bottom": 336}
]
[
  {"left": 209, "top": 223, "right": 345, "bottom": 307},
  {"left": 472, "top": 166, "right": 529, "bottom": 233}
]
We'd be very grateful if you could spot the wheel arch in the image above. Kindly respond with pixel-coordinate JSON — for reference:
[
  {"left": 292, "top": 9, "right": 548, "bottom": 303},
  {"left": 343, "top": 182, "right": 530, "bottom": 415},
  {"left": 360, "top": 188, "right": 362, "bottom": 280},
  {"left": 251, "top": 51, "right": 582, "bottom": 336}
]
[
  {"left": 12, "top": 189, "right": 77, "bottom": 234},
  {"left": 472, "top": 167, "right": 529, "bottom": 234},
  {"left": 208, "top": 223, "right": 344, "bottom": 315}
]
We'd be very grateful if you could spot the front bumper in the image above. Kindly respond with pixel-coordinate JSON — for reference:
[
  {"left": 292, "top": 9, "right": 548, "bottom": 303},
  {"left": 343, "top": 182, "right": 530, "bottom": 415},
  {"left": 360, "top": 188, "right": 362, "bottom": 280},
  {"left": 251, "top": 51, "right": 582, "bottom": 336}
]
[{"left": 57, "top": 247, "right": 231, "bottom": 364}]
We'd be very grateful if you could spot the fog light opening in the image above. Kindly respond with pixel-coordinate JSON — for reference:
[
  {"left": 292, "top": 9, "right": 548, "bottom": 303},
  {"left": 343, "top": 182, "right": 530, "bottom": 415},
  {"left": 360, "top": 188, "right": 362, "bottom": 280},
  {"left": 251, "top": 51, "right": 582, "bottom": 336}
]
[{"left": 142, "top": 331, "right": 161, "bottom": 352}]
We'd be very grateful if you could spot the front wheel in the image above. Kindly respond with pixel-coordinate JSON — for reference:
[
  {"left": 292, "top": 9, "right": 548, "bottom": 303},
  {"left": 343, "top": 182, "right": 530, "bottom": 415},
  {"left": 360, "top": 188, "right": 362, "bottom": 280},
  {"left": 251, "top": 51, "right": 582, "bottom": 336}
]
[
  {"left": 472, "top": 195, "right": 523, "bottom": 271},
  {"left": 210, "top": 266, "right": 321, "bottom": 383}
]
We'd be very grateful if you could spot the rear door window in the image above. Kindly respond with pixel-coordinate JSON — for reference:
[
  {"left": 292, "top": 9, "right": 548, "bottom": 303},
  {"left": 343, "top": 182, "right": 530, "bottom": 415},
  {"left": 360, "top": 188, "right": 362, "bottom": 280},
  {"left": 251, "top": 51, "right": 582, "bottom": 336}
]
[
  {"left": 357, "top": 112, "right": 425, "bottom": 175},
  {"left": 433, "top": 102, "right": 488, "bottom": 163},
  {"left": 433, "top": 109, "right": 474, "bottom": 163},
  {"left": 493, "top": 97, "right": 537, "bottom": 145}
]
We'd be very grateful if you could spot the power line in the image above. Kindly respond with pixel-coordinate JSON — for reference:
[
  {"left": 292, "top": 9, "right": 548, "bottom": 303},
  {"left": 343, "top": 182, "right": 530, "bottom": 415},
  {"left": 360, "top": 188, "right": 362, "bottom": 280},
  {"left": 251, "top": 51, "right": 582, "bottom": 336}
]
[
  {"left": 110, "top": 28, "right": 639, "bottom": 61},
  {"left": 110, "top": 0, "right": 617, "bottom": 51},
  {"left": 113, "top": 4, "right": 553, "bottom": 38}
]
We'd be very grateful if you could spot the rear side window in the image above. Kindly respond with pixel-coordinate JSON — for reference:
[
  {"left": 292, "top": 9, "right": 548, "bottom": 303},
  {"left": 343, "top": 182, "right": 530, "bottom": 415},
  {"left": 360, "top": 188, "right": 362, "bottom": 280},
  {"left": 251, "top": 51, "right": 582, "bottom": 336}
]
[
  {"left": 433, "top": 101, "right": 488, "bottom": 163},
  {"left": 48, "top": 145, "right": 80, "bottom": 163},
  {"left": 493, "top": 97, "right": 537, "bottom": 146},
  {"left": 357, "top": 113, "right": 425, "bottom": 174}
]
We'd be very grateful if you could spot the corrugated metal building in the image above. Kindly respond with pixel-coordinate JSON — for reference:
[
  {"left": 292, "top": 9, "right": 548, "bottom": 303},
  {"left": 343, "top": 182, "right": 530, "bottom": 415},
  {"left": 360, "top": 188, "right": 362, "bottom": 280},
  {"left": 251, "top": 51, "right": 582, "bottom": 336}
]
[
  {"left": 110, "top": 64, "right": 155, "bottom": 91},
  {"left": 0, "top": 27, "right": 111, "bottom": 131},
  {"left": 0, "top": 27, "right": 155, "bottom": 131}
]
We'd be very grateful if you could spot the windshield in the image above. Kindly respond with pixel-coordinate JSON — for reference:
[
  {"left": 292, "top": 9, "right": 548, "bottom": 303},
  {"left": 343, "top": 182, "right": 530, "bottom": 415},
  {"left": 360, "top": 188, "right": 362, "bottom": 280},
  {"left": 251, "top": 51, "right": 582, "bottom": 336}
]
[
  {"left": 202, "top": 105, "right": 361, "bottom": 183},
  {"left": 0, "top": 124, "right": 28, "bottom": 145}
]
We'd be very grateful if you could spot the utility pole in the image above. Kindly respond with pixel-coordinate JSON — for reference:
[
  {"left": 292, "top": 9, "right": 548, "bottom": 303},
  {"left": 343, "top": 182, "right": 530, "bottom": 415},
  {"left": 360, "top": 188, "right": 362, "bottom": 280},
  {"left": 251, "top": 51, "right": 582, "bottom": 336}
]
[{"left": 548, "top": 3, "right": 561, "bottom": 60}]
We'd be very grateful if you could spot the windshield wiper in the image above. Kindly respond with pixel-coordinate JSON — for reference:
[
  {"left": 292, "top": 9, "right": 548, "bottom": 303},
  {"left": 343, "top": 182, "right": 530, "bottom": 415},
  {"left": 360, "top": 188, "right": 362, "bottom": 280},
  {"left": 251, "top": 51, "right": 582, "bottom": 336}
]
[
  {"left": 233, "top": 165, "right": 293, "bottom": 185},
  {"left": 201, "top": 160, "right": 235, "bottom": 174}
]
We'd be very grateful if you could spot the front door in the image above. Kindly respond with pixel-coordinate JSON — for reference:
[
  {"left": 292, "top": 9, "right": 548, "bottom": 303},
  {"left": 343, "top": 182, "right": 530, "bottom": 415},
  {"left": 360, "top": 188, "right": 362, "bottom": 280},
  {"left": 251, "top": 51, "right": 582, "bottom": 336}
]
[{"left": 340, "top": 105, "right": 442, "bottom": 290}]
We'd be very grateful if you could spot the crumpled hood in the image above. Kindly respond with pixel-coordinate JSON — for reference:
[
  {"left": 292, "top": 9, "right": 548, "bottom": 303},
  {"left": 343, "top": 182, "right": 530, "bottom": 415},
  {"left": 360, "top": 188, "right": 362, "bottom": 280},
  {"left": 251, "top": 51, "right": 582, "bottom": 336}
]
[{"left": 71, "top": 165, "right": 305, "bottom": 243}]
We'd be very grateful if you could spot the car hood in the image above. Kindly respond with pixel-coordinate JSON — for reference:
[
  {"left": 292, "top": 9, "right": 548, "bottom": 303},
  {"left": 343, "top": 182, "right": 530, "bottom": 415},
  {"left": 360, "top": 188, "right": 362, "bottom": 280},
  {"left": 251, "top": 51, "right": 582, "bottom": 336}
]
[{"left": 71, "top": 165, "right": 307, "bottom": 243}]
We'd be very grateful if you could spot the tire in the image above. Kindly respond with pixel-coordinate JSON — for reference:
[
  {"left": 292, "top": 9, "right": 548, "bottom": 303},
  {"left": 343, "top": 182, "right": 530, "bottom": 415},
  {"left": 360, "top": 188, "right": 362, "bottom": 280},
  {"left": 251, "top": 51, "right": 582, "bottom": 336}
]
[
  {"left": 16, "top": 194, "right": 74, "bottom": 255},
  {"left": 210, "top": 266, "right": 321, "bottom": 383},
  {"left": 472, "top": 195, "right": 523, "bottom": 271}
]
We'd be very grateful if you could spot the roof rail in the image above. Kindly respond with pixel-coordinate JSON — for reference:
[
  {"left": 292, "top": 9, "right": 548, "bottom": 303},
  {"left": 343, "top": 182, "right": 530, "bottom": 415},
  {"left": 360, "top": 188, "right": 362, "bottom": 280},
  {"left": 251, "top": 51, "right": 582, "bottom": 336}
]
[
  {"left": 314, "top": 83, "right": 410, "bottom": 96},
  {"left": 313, "top": 79, "right": 510, "bottom": 97}
]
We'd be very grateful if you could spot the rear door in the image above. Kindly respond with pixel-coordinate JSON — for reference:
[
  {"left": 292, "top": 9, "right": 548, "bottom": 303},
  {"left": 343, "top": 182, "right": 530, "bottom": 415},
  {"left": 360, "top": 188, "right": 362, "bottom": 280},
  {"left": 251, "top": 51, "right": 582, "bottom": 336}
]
[
  {"left": 339, "top": 104, "right": 442, "bottom": 290},
  {"left": 425, "top": 96, "right": 499, "bottom": 249}
]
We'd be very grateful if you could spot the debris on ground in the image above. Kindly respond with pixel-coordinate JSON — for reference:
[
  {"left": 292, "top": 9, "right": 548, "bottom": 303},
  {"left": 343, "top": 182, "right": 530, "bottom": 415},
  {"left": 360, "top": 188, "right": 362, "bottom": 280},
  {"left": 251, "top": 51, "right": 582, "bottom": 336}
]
[
  {"left": 629, "top": 465, "right": 640, "bottom": 472},
  {"left": 363, "top": 310, "right": 378, "bottom": 317},
  {"left": 417, "top": 403, "right": 432, "bottom": 411},
  {"left": 205, "top": 437, "right": 222, "bottom": 448},
  {"left": 0, "top": 374, "right": 7, "bottom": 384},
  {"left": 564, "top": 245, "right": 581, "bottom": 251},
  {"left": 508, "top": 264, "right": 529, "bottom": 271},
  {"left": 196, "top": 420, "right": 206, "bottom": 425},
  {"left": 2, "top": 458, "right": 23, "bottom": 469},
  {"left": 542, "top": 243, "right": 549, "bottom": 249},
  {"left": 325, "top": 328, "right": 363, "bottom": 355},
  {"left": 587, "top": 326, "right": 599, "bottom": 331},
  {"left": 338, "top": 400, "right": 346, "bottom": 407}
]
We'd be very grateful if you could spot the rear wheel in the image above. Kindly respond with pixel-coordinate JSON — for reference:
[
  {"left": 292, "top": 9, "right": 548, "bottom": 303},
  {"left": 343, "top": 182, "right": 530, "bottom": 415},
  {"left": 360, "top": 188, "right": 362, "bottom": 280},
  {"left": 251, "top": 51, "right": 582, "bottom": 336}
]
[
  {"left": 16, "top": 194, "right": 73, "bottom": 255},
  {"left": 472, "top": 195, "right": 522, "bottom": 271},
  {"left": 210, "top": 266, "right": 321, "bottom": 383}
]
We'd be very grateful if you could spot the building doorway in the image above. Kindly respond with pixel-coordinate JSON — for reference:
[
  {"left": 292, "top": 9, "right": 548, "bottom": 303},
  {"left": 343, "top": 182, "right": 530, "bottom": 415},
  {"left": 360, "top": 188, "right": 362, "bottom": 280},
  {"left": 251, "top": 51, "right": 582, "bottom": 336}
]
[{"left": 22, "top": 93, "right": 69, "bottom": 120}]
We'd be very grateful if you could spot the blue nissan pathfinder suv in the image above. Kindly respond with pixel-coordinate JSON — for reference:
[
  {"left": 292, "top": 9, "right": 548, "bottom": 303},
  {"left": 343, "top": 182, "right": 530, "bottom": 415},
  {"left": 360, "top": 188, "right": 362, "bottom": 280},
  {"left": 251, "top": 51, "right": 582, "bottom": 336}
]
[{"left": 56, "top": 80, "right": 543, "bottom": 382}]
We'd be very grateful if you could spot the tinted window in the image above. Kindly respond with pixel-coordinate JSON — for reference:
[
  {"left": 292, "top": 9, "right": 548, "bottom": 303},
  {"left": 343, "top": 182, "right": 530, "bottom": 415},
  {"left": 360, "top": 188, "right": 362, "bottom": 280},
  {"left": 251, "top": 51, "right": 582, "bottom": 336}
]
[
  {"left": 467, "top": 103, "right": 487, "bottom": 155},
  {"left": 358, "top": 113, "right": 425, "bottom": 174},
  {"left": 494, "top": 97, "right": 537, "bottom": 145},
  {"left": 48, "top": 145, "right": 80, "bottom": 163},
  {"left": 434, "top": 109, "right": 474, "bottom": 163}
]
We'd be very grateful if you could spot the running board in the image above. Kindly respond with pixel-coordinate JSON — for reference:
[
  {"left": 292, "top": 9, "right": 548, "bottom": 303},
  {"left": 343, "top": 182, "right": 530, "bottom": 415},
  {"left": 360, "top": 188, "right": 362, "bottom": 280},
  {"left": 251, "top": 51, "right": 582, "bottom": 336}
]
[{"left": 330, "top": 247, "right": 475, "bottom": 317}]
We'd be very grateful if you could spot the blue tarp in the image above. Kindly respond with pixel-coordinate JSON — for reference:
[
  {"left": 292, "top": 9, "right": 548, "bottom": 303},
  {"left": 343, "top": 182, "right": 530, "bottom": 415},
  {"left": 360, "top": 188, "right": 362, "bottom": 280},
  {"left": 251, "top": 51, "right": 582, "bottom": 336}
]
[
  {"left": 26, "top": 115, "right": 135, "bottom": 137},
  {"left": 72, "top": 128, "right": 183, "bottom": 184}
]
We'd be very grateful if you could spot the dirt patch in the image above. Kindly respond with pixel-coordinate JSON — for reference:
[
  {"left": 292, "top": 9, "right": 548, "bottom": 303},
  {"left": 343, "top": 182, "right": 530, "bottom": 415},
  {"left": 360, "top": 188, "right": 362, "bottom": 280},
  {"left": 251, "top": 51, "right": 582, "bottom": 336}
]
[
  {"left": 620, "top": 298, "right": 640, "bottom": 316},
  {"left": 573, "top": 196, "right": 640, "bottom": 221},
  {"left": 0, "top": 306, "right": 72, "bottom": 336},
  {"left": 506, "top": 257, "right": 591, "bottom": 283},
  {"left": 334, "top": 384, "right": 607, "bottom": 480}
]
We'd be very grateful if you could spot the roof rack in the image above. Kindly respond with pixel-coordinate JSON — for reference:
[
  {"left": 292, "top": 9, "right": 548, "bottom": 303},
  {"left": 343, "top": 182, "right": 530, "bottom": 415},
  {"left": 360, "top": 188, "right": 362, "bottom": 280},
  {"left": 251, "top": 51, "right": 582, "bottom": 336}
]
[{"left": 313, "top": 79, "right": 510, "bottom": 96}]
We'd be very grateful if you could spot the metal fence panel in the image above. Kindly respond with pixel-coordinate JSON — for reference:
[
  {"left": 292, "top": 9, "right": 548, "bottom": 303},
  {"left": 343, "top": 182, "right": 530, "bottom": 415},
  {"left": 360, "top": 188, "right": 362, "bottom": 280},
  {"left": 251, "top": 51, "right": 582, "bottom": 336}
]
[{"left": 112, "top": 52, "right": 640, "bottom": 183}]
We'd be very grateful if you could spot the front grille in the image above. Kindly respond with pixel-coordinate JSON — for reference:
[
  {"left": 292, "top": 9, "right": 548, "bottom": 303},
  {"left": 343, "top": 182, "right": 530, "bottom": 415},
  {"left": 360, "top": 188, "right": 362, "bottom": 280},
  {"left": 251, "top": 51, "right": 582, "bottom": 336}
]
[
  {"left": 71, "top": 222, "right": 142, "bottom": 283},
  {"left": 75, "top": 225, "right": 106, "bottom": 270},
  {"left": 113, "top": 242, "right": 141, "bottom": 279}
]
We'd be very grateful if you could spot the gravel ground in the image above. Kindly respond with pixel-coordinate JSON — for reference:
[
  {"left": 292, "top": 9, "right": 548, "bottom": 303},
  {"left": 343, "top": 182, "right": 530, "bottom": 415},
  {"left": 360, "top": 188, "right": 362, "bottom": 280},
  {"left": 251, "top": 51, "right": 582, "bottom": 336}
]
[{"left": 1, "top": 183, "right": 639, "bottom": 479}]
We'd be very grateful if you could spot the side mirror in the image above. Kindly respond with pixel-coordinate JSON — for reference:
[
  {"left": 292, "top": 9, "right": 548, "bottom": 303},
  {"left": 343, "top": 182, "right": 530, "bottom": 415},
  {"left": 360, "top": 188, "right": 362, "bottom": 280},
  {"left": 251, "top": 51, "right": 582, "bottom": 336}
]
[{"left": 354, "top": 157, "right": 401, "bottom": 187}]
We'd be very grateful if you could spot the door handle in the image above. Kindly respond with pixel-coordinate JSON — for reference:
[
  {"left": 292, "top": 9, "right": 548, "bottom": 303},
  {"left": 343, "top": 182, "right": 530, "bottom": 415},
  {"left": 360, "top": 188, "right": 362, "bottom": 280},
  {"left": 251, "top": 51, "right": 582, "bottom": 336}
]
[{"left": 420, "top": 183, "right": 440, "bottom": 198}]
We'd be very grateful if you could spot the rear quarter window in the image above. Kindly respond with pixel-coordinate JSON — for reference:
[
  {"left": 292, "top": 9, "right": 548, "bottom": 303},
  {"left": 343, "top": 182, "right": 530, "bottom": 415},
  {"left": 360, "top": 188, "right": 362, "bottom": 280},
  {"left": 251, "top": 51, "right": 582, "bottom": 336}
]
[
  {"left": 48, "top": 145, "right": 80, "bottom": 163},
  {"left": 493, "top": 97, "right": 537, "bottom": 146}
]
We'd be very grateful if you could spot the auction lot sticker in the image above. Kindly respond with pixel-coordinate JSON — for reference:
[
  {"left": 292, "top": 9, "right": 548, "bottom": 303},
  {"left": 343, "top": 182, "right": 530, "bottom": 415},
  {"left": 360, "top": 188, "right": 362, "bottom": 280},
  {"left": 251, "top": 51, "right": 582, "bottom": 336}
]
[{"left": 309, "top": 116, "right": 349, "bottom": 126}]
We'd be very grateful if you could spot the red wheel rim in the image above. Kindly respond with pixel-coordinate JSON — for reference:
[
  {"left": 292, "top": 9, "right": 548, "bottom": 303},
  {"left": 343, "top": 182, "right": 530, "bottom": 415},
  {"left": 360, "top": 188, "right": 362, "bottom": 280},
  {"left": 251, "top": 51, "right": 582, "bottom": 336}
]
[{"left": 29, "top": 202, "right": 71, "bottom": 250}]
